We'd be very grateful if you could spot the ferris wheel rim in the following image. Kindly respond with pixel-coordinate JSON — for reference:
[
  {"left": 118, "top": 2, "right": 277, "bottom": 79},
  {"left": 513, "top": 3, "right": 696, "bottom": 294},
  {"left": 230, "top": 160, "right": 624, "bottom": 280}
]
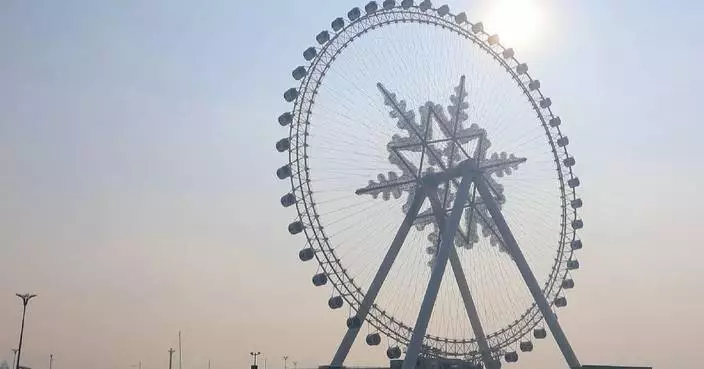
[{"left": 281, "top": 2, "right": 583, "bottom": 358}]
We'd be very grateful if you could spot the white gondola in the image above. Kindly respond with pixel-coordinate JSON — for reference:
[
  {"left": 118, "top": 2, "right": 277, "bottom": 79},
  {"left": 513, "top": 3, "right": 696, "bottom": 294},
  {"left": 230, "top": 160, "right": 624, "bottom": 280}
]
[
  {"left": 365, "top": 1, "right": 378, "bottom": 13},
  {"left": 471, "top": 21, "right": 483, "bottom": 33},
  {"left": 383, "top": 0, "right": 395, "bottom": 10},
  {"left": 437, "top": 4, "right": 449, "bottom": 16}
]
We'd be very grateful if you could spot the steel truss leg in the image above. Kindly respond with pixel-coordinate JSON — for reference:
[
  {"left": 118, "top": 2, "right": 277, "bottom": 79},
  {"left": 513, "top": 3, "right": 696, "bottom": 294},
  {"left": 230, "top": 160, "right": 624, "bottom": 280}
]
[
  {"left": 426, "top": 193, "right": 498, "bottom": 369},
  {"left": 401, "top": 174, "right": 474, "bottom": 369},
  {"left": 473, "top": 175, "right": 581, "bottom": 369},
  {"left": 330, "top": 190, "right": 427, "bottom": 367}
]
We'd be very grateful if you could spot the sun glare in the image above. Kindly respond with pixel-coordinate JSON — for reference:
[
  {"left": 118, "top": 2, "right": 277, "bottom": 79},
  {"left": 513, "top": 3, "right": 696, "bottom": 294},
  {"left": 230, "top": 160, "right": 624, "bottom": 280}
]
[{"left": 484, "top": 0, "right": 544, "bottom": 50}]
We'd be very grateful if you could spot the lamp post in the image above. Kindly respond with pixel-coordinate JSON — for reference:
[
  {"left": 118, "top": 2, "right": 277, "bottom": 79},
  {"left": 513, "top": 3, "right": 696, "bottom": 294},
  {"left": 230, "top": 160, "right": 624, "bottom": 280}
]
[
  {"left": 15, "top": 293, "right": 37, "bottom": 369},
  {"left": 11, "top": 349, "right": 18, "bottom": 369},
  {"left": 282, "top": 356, "right": 288, "bottom": 369},
  {"left": 49, "top": 354, "right": 54, "bottom": 369},
  {"left": 249, "top": 352, "right": 261, "bottom": 369},
  {"left": 168, "top": 348, "right": 175, "bottom": 369}
]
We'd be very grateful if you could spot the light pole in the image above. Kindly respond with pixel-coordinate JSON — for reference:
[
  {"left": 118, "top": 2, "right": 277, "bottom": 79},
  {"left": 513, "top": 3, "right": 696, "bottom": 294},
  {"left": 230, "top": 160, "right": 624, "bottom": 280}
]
[
  {"left": 168, "top": 349, "right": 175, "bottom": 369},
  {"left": 282, "top": 356, "right": 288, "bottom": 369},
  {"left": 11, "top": 349, "right": 18, "bottom": 369},
  {"left": 249, "top": 352, "right": 261, "bottom": 369},
  {"left": 15, "top": 293, "right": 37, "bottom": 369},
  {"left": 49, "top": 354, "right": 54, "bottom": 369}
]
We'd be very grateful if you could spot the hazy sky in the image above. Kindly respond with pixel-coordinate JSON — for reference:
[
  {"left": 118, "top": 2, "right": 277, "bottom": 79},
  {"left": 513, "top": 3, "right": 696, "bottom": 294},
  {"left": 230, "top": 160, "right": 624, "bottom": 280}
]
[{"left": 1, "top": 1, "right": 703, "bottom": 369}]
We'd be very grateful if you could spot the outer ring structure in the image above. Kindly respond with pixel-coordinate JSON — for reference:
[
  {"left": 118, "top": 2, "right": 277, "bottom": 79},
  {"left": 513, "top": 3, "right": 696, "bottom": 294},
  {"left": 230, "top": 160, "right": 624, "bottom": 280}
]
[{"left": 278, "top": 1, "right": 583, "bottom": 359}]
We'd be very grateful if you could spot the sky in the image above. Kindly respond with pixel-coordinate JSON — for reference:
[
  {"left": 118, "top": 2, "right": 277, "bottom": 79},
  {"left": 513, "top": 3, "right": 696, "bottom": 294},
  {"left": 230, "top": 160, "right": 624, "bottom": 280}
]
[{"left": 1, "top": 1, "right": 703, "bottom": 369}]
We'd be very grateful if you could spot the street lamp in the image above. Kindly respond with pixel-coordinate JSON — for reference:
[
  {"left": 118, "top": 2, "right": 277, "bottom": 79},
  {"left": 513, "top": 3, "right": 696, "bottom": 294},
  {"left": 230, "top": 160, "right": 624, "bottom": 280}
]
[
  {"left": 11, "top": 349, "right": 18, "bottom": 369},
  {"left": 249, "top": 352, "right": 261, "bottom": 369},
  {"left": 282, "top": 356, "right": 288, "bottom": 369},
  {"left": 15, "top": 293, "right": 37, "bottom": 369}
]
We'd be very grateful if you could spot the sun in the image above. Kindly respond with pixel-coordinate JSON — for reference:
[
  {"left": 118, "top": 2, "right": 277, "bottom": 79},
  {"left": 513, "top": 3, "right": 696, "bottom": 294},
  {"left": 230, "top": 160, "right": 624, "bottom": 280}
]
[{"left": 483, "top": 0, "right": 544, "bottom": 50}]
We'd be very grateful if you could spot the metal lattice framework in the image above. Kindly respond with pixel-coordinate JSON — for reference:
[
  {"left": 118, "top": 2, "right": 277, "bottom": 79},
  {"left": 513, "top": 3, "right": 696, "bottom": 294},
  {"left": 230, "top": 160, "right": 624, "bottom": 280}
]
[{"left": 275, "top": 1, "right": 584, "bottom": 367}]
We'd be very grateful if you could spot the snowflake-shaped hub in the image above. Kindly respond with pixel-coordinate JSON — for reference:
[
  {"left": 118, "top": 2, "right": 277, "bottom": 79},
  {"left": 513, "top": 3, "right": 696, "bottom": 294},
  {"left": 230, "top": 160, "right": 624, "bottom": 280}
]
[{"left": 355, "top": 76, "right": 526, "bottom": 264}]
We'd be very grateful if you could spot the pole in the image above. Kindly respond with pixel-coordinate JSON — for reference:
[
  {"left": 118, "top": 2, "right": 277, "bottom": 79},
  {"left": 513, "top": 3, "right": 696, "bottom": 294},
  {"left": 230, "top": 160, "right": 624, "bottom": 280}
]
[
  {"left": 178, "top": 331, "right": 182, "bottom": 369},
  {"left": 11, "top": 349, "right": 18, "bottom": 369},
  {"left": 168, "top": 349, "right": 175, "bottom": 369},
  {"left": 15, "top": 293, "right": 37, "bottom": 369},
  {"left": 49, "top": 354, "right": 54, "bottom": 369},
  {"left": 426, "top": 193, "right": 497, "bottom": 369},
  {"left": 282, "top": 356, "right": 288, "bottom": 369},
  {"left": 249, "top": 352, "right": 261, "bottom": 368},
  {"left": 401, "top": 174, "right": 473, "bottom": 369}
]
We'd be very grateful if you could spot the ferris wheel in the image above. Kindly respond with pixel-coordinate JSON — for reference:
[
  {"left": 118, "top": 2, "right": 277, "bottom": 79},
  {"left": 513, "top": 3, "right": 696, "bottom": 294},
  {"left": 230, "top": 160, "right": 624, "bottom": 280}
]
[{"left": 274, "top": 2, "right": 584, "bottom": 369}]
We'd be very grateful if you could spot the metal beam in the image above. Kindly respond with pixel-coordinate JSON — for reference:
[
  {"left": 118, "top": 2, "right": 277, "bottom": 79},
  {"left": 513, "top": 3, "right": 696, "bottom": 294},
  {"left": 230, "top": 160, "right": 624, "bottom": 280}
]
[
  {"left": 330, "top": 190, "right": 427, "bottom": 367},
  {"left": 473, "top": 175, "right": 581, "bottom": 369},
  {"left": 425, "top": 193, "right": 497, "bottom": 369},
  {"left": 401, "top": 174, "right": 474, "bottom": 369}
]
